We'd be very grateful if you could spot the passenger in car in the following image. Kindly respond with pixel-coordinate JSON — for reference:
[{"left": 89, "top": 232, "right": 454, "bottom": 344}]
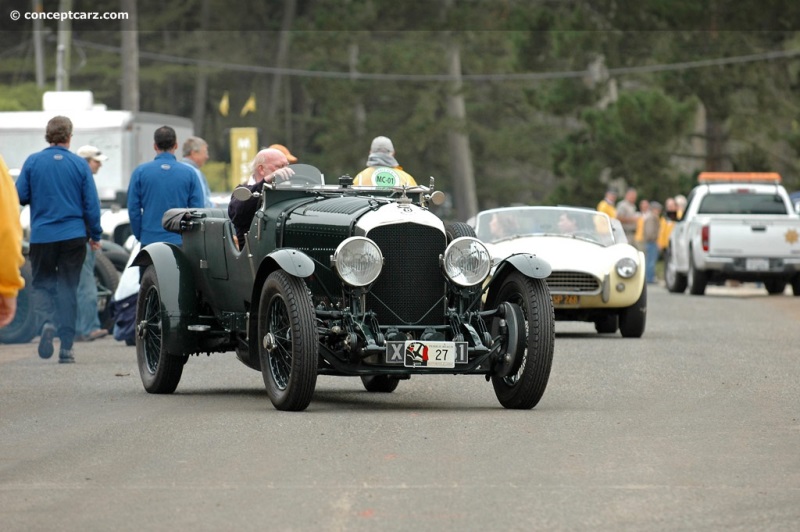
[
  {"left": 353, "top": 136, "right": 417, "bottom": 187},
  {"left": 228, "top": 147, "right": 294, "bottom": 250}
]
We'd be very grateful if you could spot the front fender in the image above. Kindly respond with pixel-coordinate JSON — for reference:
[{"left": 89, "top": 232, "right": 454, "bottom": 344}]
[
  {"left": 132, "top": 242, "right": 198, "bottom": 355},
  {"left": 265, "top": 248, "right": 315, "bottom": 278},
  {"left": 485, "top": 253, "right": 551, "bottom": 307},
  {"left": 495, "top": 253, "right": 551, "bottom": 280}
]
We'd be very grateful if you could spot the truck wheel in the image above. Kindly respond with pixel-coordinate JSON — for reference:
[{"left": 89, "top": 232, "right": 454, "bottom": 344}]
[
  {"left": 258, "top": 270, "right": 318, "bottom": 411},
  {"left": 361, "top": 375, "right": 400, "bottom": 393},
  {"left": 594, "top": 315, "right": 618, "bottom": 334},
  {"left": 791, "top": 276, "right": 800, "bottom": 296},
  {"left": 687, "top": 253, "right": 708, "bottom": 296},
  {"left": 619, "top": 284, "right": 647, "bottom": 338},
  {"left": 136, "top": 266, "right": 186, "bottom": 394},
  {"left": 95, "top": 252, "right": 120, "bottom": 331},
  {"left": 489, "top": 272, "right": 554, "bottom": 410},
  {"left": 764, "top": 279, "right": 786, "bottom": 295},
  {"left": 664, "top": 248, "right": 687, "bottom": 293},
  {"left": 0, "top": 261, "right": 38, "bottom": 344}
]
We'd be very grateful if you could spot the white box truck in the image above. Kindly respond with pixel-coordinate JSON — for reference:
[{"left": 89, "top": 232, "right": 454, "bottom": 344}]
[{"left": 2, "top": 90, "right": 194, "bottom": 202}]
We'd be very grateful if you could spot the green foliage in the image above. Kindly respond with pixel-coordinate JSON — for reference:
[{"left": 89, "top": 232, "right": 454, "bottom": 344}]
[
  {"left": 1, "top": 1, "right": 799, "bottom": 212},
  {"left": 0, "top": 83, "right": 46, "bottom": 111}
]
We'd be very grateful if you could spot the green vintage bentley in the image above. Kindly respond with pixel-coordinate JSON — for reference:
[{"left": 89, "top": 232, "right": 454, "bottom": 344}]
[{"left": 132, "top": 164, "right": 555, "bottom": 411}]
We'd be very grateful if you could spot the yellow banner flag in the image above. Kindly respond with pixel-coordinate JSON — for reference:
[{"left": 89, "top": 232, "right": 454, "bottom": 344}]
[
  {"left": 229, "top": 127, "right": 258, "bottom": 186},
  {"left": 219, "top": 91, "right": 229, "bottom": 117},
  {"left": 240, "top": 92, "right": 256, "bottom": 117}
]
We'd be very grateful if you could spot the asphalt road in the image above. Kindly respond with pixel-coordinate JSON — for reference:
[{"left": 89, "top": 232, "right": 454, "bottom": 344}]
[{"left": 1, "top": 284, "right": 799, "bottom": 532}]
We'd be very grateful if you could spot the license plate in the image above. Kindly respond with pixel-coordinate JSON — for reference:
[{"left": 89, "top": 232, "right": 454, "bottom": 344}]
[
  {"left": 745, "top": 258, "right": 769, "bottom": 271},
  {"left": 552, "top": 294, "right": 579, "bottom": 305},
  {"left": 384, "top": 340, "right": 461, "bottom": 368}
]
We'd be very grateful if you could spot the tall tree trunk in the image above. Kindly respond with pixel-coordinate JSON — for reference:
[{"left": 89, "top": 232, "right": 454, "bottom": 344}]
[
  {"left": 445, "top": 40, "right": 478, "bottom": 221},
  {"left": 266, "top": 0, "right": 296, "bottom": 141},
  {"left": 191, "top": 0, "right": 211, "bottom": 136},
  {"left": 120, "top": 0, "right": 138, "bottom": 112},
  {"left": 705, "top": 117, "right": 729, "bottom": 171}
]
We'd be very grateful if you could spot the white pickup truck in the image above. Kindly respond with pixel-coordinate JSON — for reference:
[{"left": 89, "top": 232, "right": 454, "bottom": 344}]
[{"left": 665, "top": 172, "right": 800, "bottom": 296}]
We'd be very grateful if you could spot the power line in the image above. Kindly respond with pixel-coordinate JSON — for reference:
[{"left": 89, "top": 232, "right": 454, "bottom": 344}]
[{"left": 69, "top": 37, "right": 800, "bottom": 82}]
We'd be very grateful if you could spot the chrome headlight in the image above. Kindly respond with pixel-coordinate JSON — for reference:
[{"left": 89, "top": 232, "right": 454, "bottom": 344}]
[
  {"left": 332, "top": 237, "right": 383, "bottom": 287},
  {"left": 616, "top": 257, "right": 638, "bottom": 279},
  {"left": 443, "top": 237, "right": 491, "bottom": 287}
]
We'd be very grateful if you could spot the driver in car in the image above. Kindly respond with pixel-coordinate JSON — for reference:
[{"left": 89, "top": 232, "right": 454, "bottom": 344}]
[{"left": 228, "top": 147, "right": 294, "bottom": 250}]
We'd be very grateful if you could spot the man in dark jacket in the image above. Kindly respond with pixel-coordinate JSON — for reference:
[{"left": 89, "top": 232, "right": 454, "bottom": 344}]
[
  {"left": 228, "top": 147, "right": 294, "bottom": 249},
  {"left": 127, "top": 126, "right": 204, "bottom": 246},
  {"left": 15, "top": 116, "right": 103, "bottom": 363}
]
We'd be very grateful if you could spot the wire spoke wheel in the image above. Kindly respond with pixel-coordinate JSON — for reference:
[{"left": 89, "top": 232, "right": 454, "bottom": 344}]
[
  {"left": 258, "top": 270, "right": 317, "bottom": 411},
  {"left": 135, "top": 266, "right": 185, "bottom": 394}
]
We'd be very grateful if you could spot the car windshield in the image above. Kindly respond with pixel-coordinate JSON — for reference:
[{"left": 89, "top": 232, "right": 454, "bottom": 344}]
[{"left": 474, "top": 207, "right": 616, "bottom": 246}]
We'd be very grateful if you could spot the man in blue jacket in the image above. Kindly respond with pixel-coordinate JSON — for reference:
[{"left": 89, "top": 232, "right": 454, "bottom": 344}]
[
  {"left": 127, "top": 126, "right": 204, "bottom": 246},
  {"left": 15, "top": 116, "right": 103, "bottom": 363}
]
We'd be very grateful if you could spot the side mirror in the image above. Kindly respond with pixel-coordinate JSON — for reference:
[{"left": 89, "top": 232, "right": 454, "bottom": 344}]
[{"left": 232, "top": 187, "right": 254, "bottom": 201}]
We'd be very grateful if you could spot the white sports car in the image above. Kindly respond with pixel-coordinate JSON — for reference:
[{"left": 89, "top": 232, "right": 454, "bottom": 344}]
[{"left": 470, "top": 206, "right": 647, "bottom": 337}]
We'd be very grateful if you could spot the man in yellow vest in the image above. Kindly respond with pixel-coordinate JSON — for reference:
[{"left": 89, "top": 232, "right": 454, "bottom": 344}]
[
  {"left": 596, "top": 188, "right": 617, "bottom": 219},
  {"left": 353, "top": 136, "right": 417, "bottom": 187}
]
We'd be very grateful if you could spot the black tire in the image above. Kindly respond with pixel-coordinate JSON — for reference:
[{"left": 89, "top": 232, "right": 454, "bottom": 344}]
[
  {"left": 258, "top": 270, "right": 318, "bottom": 411},
  {"left": 489, "top": 272, "right": 554, "bottom": 410},
  {"left": 594, "top": 315, "right": 618, "bottom": 334},
  {"left": 764, "top": 279, "right": 786, "bottom": 295},
  {"left": 446, "top": 222, "right": 477, "bottom": 241},
  {"left": 687, "top": 252, "right": 708, "bottom": 296},
  {"left": 94, "top": 252, "right": 120, "bottom": 331},
  {"left": 361, "top": 375, "right": 400, "bottom": 393},
  {"left": 0, "top": 261, "right": 38, "bottom": 344},
  {"left": 136, "top": 266, "right": 186, "bottom": 394},
  {"left": 100, "top": 245, "right": 131, "bottom": 273},
  {"left": 619, "top": 284, "right": 647, "bottom": 338},
  {"left": 791, "top": 276, "right": 800, "bottom": 296},
  {"left": 664, "top": 247, "right": 687, "bottom": 293}
]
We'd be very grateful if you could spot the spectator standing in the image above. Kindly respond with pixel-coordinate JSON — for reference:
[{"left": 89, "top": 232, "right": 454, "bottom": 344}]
[
  {"left": 643, "top": 201, "right": 662, "bottom": 284},
  {"left": 675, "top": 194, "right": 688, "bottom": 220},
  {"left": 128, "top": 126, "right": 204, "bottom": 246},
  {"left": 615, "top": 188, "right": 639, "bottom": 243},
  {"left": 596, "top": 189, "right": 618, "bottom": 219},
  {"left": 0, "top": 154, "right": 25, "bottom": 328},
  {"left": 15, "top": 116, "right": 103, "bottom": 363},
  {"left": 658, "top": 197, "right": 679, "bottom": 253},
  {"left": 228, "top": 148, "right": 294, "bottom": 249},
  {"left": 73, "top": 146, "right": 109, "bottom": 342},
  {"left": 634, "top": 199, "right": 650, "bottom": 251},
  {"left": 180, "top": 136, "right": 213, "bottom": 208},
  {"left": 268, "top": 143, "right": 298, "bottom": 164},
  {"left": 353, "top": 136, "right": 417, "bottom": 187}
]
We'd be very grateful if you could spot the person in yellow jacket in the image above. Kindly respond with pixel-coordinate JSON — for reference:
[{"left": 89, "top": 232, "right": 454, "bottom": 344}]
[
  {"left": 0, "top": 154, "right": 25, "bottom": 328},
  {"left": 353, "top": 136, "right": 417, "bottom": 187},
  {"left": 657, "top": 197, "right": 679, "bottom": 251},
  {"left": 596, "top": 189, "right": 617, "bottom": 219}
]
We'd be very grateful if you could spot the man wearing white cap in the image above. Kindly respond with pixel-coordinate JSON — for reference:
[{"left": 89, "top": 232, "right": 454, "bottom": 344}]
[
  {"left": 74, "top": 145, "right": 109, "bottom": 342},
  {"left": 353, "top": 136, "right": 417, "bottom": 187}
]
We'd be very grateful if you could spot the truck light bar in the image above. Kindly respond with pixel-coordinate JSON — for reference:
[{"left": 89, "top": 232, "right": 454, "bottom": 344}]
[{"left": 697, "top": 172, "right": 781, "bottom": 184}]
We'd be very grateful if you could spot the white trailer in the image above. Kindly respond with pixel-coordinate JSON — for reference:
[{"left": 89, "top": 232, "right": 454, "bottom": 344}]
[{"left": 1, "top": 91, "right": 193, "bottom": 201}]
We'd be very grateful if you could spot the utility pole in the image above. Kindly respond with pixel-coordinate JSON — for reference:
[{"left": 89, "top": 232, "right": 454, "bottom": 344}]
[
  {"left": 32, "top": 0, "right": 45, "bottom": 88},
  {"left": 55, "top": 0, "right": 72, "bottom": 90},
  {"left": 121, "top": 0, "right": 139, "bottom": 111}
]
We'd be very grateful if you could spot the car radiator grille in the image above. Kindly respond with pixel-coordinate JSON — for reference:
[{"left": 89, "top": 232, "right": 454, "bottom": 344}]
[
  {"left": 367, "top": 223, "right": 446, "bottom": 326},
  {"left": 546, "top": 271, "right": 600, "bottom": 293}
]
